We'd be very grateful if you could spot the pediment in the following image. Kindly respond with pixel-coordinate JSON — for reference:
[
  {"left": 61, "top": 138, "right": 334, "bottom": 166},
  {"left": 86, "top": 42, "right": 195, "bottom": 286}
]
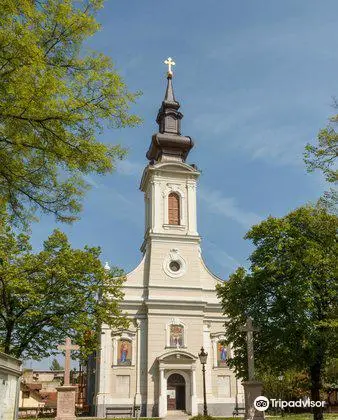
[
  {"left": 154, "top": 161, "right": 198, "bottom": 173},
  {"left": 157, "top": 350, "right": 198, "bottom": 363}
]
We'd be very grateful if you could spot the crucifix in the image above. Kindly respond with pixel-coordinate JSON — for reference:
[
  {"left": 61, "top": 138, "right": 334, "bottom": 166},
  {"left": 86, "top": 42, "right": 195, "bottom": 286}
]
[
  {"left": 240, "top": 317, "right": 260, "bottom": 381},
  {"left": 164, "top": 57, "right": 176, "bottom": 77},
  {"left": 57, "top": 337, "right": 79, "bottom": 386}
]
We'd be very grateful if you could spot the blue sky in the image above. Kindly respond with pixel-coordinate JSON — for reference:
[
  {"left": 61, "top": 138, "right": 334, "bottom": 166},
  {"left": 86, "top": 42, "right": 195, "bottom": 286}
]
[{"left": 28, "top": 0, "right": 337, "bottom": 368}]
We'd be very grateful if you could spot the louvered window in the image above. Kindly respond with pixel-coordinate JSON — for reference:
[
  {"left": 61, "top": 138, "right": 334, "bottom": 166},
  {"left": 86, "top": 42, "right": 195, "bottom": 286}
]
[{"left": 168, "top": 193, "right": 180, "bottom": 225}]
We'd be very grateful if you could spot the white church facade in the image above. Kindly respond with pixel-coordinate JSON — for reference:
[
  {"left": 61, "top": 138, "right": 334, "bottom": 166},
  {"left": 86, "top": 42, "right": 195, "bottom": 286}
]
[{"left": 93, "top": 65, "right": 244, "bottom": 417}]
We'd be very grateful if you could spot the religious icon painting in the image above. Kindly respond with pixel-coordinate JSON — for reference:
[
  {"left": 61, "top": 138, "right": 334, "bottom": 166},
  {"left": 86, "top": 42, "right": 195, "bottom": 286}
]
[
  {"left": 170, "top": 324, "right": 184, "bottom": 347},
  {"left": 117, "top": 340, "right": 132, "bottom": 366},
  {"left": 217, "top": 343, "right": 228, "bottom": 367}
]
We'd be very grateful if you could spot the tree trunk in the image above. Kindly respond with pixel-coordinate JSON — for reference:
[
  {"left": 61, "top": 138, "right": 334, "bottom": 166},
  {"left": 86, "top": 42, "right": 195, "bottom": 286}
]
[
  {"left": 4, "top": 322, "right": 13, "bottom": 354},
  {"left": 310, "top": 359, "right": 324, "bottom": 420}
]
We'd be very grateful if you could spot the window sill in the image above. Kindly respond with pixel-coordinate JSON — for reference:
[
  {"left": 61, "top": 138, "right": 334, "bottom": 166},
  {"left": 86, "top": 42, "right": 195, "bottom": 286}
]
[
  {"left": 165, "top": 346, "right": 187, "bottom": 349},
  {"left": 163, "top": 224, "right": 186, "bottom": 230},
  {"left": 111, "top": 364, "right": 135, "bottom": 368}
]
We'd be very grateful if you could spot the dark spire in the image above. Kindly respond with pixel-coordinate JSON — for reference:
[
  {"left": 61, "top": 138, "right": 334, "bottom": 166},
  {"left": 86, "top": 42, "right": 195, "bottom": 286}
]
[
  {"left": 164, "top": 75, "right": 176, "bottom": 103},
  {"left": 146, "top": 71, "right": 194, "bottom": 162}
]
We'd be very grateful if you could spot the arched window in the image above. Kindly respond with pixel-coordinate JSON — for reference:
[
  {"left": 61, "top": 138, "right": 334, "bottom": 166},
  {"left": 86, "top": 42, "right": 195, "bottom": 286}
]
[{"left": 168, "top": 192, "right": 180, "bottom": 225}]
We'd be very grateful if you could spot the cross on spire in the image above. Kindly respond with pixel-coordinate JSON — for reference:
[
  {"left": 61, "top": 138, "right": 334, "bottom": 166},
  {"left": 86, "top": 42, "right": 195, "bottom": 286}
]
[
  {"left": 240, "top": 317, "right": 260, "bottom": 381},
  {"left": 57, "top": 337, "right": 79, "bottom": 386},
  {"left": 164, "top": 57, "right": 176, "bottom": 78}
]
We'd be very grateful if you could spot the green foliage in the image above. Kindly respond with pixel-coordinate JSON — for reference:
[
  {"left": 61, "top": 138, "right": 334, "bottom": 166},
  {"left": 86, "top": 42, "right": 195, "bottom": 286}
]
[
  {"left": 190, "top": 415, "right": 214, "bottom": 420},
  {"left": 220, "top": 416, "right": 338, "bottom": 420},
  {"left": 324, "top": 358, "right": 338, "bottom": 388},
  {"left": 0, "top": 0, "right": 141, "bottom": 225},
  {"left": 304, "top": 100, "right": 338, "bottom": 211},
  {"left": 261, "top": 369, "right": 311, "bottom": 401},
  {"left": 49, "top": 358, "right": 63, "bottom": 371},
  {"left": 217, "top": 206, "right": 337, "bottom": 379},
  {"left": 217, "top": 206, "right": 337, "bottom": 420},
  {"left": 0, "top": 214, "right": 128, "bottom": 360}
]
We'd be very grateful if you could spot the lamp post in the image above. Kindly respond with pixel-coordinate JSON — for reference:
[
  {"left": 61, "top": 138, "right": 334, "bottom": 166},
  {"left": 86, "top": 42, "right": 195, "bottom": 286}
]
[
  {"left": 278, "top": 374, "right": 284, "bottom": 417},
  {"left": 198, "top": 347, "right": 208, "bottom": 416}
]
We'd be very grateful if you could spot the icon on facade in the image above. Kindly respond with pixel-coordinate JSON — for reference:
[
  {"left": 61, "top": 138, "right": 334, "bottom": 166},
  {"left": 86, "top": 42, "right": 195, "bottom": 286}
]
[
  {"left": 170, "top": 325, "right": 184, "bottom": 347},
  {"left": 217, "top": 343, "right": 227, "bottom": 367},
  {"left": 117, "top": 340, "right": 132, "bottom": 366}
]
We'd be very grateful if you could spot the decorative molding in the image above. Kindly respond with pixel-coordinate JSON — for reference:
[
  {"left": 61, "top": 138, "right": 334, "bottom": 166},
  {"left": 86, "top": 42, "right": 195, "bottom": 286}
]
[
  {"left": 162, "top": 249, "right": 187, "bottom": 278},
  {"left": 186, "top": 183, "right": 196, "bottom": 191},
  {"left": 165, "top": 183, "right": 185, "bottom": 198},
  {"left": 165, "top": 318, "right": 188, "bottom": 348}
]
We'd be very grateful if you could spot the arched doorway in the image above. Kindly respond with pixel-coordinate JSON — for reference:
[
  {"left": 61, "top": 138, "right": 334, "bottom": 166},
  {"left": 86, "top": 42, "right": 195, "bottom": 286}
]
[{"left": 167, "top": 373, "right": 186, "bottom": 410}]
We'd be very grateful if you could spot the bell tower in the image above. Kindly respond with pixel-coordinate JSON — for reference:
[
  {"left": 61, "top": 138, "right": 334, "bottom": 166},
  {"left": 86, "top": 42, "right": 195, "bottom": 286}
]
[{"left": 140, "top": 59, "right": 200, "bottom": 255}]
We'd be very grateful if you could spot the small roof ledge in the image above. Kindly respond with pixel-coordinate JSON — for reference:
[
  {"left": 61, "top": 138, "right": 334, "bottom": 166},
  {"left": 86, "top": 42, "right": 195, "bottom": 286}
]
[{"left": 157, "top": 349, "right": 198, "bottom": 362}]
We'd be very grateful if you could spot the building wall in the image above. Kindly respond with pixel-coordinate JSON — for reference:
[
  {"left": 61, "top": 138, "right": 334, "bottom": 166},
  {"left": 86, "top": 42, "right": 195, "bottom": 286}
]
[{"left": 0, "top": 352, "right": 22, "bottom": 420}]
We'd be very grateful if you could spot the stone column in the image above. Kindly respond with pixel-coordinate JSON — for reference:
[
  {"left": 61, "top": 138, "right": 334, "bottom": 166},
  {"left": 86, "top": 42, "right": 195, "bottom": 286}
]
[
  {"left": 242, "top": 381, "right": 265, "bottom": 420},
  {"left": 203, "top": 324, "right": 212, "bottom": 397},
  {"left": 187, "top": 181, "right": 197, "bottom": 235},
  {"left": 191, "top": 368, "right": 198, "bottom": 415},
  {"left": 151, "top": 179, "right": 161, "bottom": 232},
  {"left": 95, "top": 325, "right": 111, "bottom": 417},
  {"left": 212, "top": 339, "right": 218, "bottom": 368},
  {"left": 134, "top": 320, "right": 141, "bottom": 407},
  {"left": 158, "top": 367, "right": 166, "bottom": 418}
]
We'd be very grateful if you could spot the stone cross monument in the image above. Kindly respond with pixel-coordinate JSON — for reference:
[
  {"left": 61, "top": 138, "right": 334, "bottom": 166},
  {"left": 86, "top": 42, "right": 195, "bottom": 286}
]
[
  {"left": 58, "top": 337, "right": 79, "bottom": 386},
  {"left": 240, "top": 317, "right": 260, "bottom": 381},
  {"left": 56, "top": 337, "right": 79, "bottom": 420},
  {"left": 240, "top": 317, "right": 265, "bottom": 420}
]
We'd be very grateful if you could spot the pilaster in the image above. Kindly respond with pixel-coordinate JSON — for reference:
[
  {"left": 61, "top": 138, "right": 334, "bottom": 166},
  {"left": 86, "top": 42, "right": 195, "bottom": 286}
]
[{"left": 203, "top": 323, "right": 213, "bottom": 397}]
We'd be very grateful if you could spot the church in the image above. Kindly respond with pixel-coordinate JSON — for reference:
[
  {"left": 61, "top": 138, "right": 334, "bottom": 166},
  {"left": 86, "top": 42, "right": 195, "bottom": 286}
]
[{"left": 93, "top": 60, "right": 244, "bottom": 417}]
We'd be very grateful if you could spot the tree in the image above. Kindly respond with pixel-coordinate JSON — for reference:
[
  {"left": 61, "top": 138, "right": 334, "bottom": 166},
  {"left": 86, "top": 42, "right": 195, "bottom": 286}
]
[
  {"left": 0, "top": 0, "right": 141, "bottom": 225},
  {"left": 217, "top": 206, "right": 338, "bottom": 420},
  {"left": 0, "top": 215, "right": 128, "bottom": 360},
  {"left": 304, "top": 101, "right": 338, "bottom": 212},
  {"left": 261, "top": 369, "right": 311, "bottom": 406},
  {"left": 50, "top": 358, "right": 63, "bottom": 371}
]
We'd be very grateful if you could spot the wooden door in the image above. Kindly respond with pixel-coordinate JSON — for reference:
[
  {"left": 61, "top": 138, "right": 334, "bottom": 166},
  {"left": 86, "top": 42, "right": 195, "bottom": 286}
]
[{"left": 167, "top": 386, "right": 176, "bottom": 410}]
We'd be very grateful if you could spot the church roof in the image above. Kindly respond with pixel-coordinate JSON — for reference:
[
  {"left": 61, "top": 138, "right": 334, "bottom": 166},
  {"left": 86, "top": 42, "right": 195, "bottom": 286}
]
[{"left": 146, "top": 69, "right": 194, "bottom": 162}]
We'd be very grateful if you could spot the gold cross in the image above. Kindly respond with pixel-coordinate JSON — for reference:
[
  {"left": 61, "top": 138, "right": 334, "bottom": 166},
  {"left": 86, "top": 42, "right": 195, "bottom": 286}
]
[{"left": 164, "top": 57, "right": 176, "bottom": 77}]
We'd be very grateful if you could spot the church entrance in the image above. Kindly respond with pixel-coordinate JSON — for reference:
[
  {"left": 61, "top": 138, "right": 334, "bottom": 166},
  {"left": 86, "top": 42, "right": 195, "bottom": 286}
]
[{"left": 167, "top": 373, "right": 186, "bottom": 410}]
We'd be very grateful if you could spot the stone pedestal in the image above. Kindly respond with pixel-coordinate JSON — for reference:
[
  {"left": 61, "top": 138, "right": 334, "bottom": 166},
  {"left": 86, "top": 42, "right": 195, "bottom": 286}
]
[
  {"left": 56, "top": 386, "right": 77, "bottom": 420},
  {"left": 242, "top": 381, "right": 265, "bottom": 420}
]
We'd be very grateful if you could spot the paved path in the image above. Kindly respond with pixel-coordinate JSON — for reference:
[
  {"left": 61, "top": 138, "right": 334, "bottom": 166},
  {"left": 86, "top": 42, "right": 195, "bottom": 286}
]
[{"left": 164, "top": 410, "right": 190, "bottom": 420}]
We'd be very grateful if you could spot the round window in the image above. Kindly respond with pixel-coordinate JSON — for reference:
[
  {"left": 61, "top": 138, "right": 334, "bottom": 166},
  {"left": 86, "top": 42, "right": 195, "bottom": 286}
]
[{"left": 169, "top": 260, "right": 181, "bottom": 272}]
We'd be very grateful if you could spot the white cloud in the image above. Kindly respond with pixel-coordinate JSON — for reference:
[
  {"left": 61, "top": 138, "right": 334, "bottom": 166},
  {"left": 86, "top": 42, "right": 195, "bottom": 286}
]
[
  {"left": 116, "top": 159, "right": 143, "bottom": 176},
  {"left": 203, "top": 239, "right": 241, "bottom": 272},
  {"left": 83, "top": 174, "right": 100, "bottom": 188},
  {"left": 199, "top": 188, "right": 262, "bottom": 228}
]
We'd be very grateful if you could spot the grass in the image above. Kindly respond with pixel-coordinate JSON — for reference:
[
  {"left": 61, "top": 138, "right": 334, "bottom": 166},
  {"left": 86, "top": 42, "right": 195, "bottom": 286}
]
[
  {"left": 22, "top": 417, "right": 161, "bottom": 420},
  {"left": 22, "top": 416, "right": 338, "bottom": 420},
  {"left": 218, "top": 415, "right": 338, "bottom": 420}
]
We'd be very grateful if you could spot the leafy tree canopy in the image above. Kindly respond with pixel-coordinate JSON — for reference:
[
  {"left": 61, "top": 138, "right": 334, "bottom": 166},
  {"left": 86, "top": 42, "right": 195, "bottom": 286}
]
[
  {"left": 0, "top": 214, "right": 128, "bottom": 360},
  {"left": 0, "top": 0, "right": 141, "bottom": 225},
  {"left": 217, "top": 206, "right": 337, "bottom": 420},
  {"left": 50, "top": 358, "right": 63, "bottom": 371},
  {"left": 304, "top": 100, "right": 338, "bottom": 211},
  {"left": 261, "top": 369, "right": 311, "bottom": 402}
]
